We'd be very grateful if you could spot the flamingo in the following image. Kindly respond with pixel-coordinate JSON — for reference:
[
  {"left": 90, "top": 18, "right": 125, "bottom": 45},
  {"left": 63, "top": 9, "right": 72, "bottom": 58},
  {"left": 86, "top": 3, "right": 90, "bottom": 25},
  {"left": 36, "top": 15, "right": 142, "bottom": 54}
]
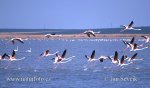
[
  {"left": 0, "top": 53, "right": 8, "bottom": 60},
  {"left": 127, "top": 43, "right": 148, "bottom": 51},
  {"left": 120, "top": 21, "right": 142, "bottom": 32},
  {"left": 53, "top": 49, "right": 73, "bottom": 64},
  {"left": 141, "top": 35, "right": 150, "bottom": 43},
  {"left": 108, "top": 51, "right": 119, "bottom": 64},
  {"left": 122, "top": 37, "right": 135, "bottom": 50},
  {"left": 125, "top": 53, "right": 143, "bottom": 63},
  {"left": 85, "top": 50, "right": 99, "bottom": 62},
  {"left": 40, "top": 50, "right": 58, "bottom": 57},
  {"left": 4, "top": 50, "right": 16, "bottom": 61},
  {"left": 98, "top": 56, "right": 108, "bottom": 62},
  {"left": 11, "top": 38, "right": 24, "bottom": 45},
  {"left": 118, "top": 55, "right": 130, "bottom": 66},
  {"left": 84, "top": 30, "right": 100, "bottom": 37},
  {"left": 44, "top": 33, "right": 62, "bottom": 38}
]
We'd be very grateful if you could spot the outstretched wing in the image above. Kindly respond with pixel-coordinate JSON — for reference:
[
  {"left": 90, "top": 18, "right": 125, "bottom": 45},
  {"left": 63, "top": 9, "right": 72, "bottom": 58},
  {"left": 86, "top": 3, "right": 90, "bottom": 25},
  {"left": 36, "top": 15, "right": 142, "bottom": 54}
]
[
  {"left": 12, "top": 50, "right": 16, "bottom": 57},
  {"left": 16, "top": 39, "right": 24, "bottom": 44},
  {"left": 61, "top": 49, "right": 67, "bottom": 58},
  {"left": 128, "top": 21, "right": 134, "bottom": 28},
  {"left": 114, "top": 51, "right": 118, "bottom": 61},
  {"left": 12, "top": 40, "right": 15, "bottom": 45},
  {"left": 91, "top": 50, "right": 95, "bottom": 59},
  {"left": 2, "top": 53, "right": 9, "bottom": 59},
  {"left": 40, "top": 52, "right": 44, "bottom": 56},
  {"left": 120, "top": 25, "right": 126, "bottom": 28},
  {"left": 46, "top": 50, "right": 49, "bottom": 55},
  {"left": 141, "top": 36, "right": 148, "bottom": 39},
  {"left": 131, "top": 53, "right": 138, "bottom": 60},
  {"left": 120, "top": 56, "right": 124, "bottom": 64},
  {"left": 107, "top": 56, "right": 112, "bottom": 61},
  {"left": 122, "top": 41, "right": 128, "bottom": 46},
  {"left": 130, "top": 37, "right": 135, "bottom": 44},
  {"left": 134, "top": 44, "right": 137, "bottom": 49},
  {"left": 86, "top": 33, "right": 90, "bottom": 37},
  {"left": 85, "top": 55, "right": 90, "bottom": 60},
  {"left": 89, "top": 32, "right": 95, "bottom": 37}
]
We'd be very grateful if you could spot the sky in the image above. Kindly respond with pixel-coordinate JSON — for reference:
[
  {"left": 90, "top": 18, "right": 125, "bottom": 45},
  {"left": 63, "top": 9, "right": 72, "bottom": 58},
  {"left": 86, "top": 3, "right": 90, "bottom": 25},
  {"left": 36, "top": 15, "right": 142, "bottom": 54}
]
[{"left": 0, "top": 0, "right": 150, "bottom": 29}]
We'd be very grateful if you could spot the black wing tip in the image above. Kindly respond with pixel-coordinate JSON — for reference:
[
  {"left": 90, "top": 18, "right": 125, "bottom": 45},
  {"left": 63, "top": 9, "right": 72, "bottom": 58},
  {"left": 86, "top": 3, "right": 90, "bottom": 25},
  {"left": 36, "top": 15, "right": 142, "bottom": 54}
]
[
  {"left": 85, "top": 55, "right": 88, "bottom": 58},
  {"left": 99, "top": 58, "right": 103, "bottom": 62},
  {"left": 63, "top": 49, "right": 67, "bottom": 52},
  {"left": 61, "top": 49, "right": 67, "bottom": 58},
  {"left": 121, "top": 55, "right": 124, "bottom": 59},
  {"left": 130, "top": 21, "right": 134, "bottom": 24},
  {"left": 46, "top": 50, "right": 50, "bottom": 52},
  {"left": 120, "top": 55, "right": 125, "bottom": 64},
  {"left": 64, "top": 49, "right": 67, "bottom": 53},
  {"left": 135, "top": 53, "right": 138, "bottom": 55},
  {"left": 92, "top": 50, "right": 96, "bottom": 54}
]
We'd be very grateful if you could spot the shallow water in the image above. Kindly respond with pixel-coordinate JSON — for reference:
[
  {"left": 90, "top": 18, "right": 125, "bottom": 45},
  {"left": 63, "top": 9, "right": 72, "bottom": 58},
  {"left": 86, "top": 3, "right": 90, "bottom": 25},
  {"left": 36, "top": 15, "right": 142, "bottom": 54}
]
[{"left": 0, "top": 38, "right": 150, "bottom": 88}]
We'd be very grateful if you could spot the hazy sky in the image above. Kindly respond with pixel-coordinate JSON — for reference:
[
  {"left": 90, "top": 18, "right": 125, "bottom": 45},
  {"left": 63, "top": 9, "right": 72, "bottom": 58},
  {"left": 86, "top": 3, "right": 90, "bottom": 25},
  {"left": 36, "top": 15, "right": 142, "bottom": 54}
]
[{"left": 0, "top": 0, "right": 150, "bottom": 29}]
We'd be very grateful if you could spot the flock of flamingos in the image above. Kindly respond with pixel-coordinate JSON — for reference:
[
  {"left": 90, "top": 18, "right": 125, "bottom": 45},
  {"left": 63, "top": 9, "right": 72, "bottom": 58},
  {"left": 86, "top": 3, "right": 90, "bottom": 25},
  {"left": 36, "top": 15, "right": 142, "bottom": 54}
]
[{"left": 0, "top": 21, "right": 149, "bottom": 69}]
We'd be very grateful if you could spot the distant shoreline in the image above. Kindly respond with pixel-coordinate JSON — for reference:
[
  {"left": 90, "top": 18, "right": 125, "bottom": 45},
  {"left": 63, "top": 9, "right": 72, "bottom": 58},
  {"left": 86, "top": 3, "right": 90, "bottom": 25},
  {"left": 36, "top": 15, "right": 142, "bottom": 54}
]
[
  {"left": 0, "top": 32, "right": 149, "bottom": 39},
  {"left": 0, "top": 26, "right": 149, "bottom": 30},
  {"left": 0, "top": 26, "right": 150, "bottom": 35}
]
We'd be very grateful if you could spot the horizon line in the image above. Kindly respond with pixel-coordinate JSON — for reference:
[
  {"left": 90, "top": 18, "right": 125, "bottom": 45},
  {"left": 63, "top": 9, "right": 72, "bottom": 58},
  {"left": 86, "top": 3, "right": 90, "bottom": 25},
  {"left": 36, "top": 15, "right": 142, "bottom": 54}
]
[{"left": 0, "top": 26, "right": 150, "bottom": 30}]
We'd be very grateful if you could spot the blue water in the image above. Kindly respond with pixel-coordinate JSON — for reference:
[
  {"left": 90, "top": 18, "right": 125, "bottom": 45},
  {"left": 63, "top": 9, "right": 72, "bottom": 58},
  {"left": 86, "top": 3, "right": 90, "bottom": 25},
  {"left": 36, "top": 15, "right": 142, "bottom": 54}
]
[
  {"left": 0, "top": 26, "right": 150, "bottom": 34},
  {"left": 0, "top": 38, "right": 150, "bottom": 88}
]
